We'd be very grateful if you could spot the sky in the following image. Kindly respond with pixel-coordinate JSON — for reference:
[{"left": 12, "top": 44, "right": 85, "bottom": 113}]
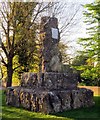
[{"left": 61, "top": 0, "right": 95, "bottom": 58}]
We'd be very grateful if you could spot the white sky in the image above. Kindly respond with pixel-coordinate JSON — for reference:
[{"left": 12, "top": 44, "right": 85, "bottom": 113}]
[{"left": 62, "top": 0, "right": 95, "bottom": 58}]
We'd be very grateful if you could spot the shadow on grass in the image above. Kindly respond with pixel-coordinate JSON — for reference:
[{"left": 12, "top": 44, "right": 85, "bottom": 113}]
[{"left": 52, "top": 96, "right": 100, "bottom": 120}]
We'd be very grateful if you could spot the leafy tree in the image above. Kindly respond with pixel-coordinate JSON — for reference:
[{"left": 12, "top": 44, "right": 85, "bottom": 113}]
[
  {"left": 77, "top": 1, "right": 100, "bottom": 86},
  {"left": 14, "top": 2, "right": 39, "bottom": 73},
  {"left": 0, "top": 2, "right": 43, "bottom": 87},
  {"left": 72, "top": 53, "right": 88, "bottom": 66}
]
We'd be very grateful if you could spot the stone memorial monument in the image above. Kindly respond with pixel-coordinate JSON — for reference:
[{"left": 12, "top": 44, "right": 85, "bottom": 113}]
[
  {"left": 40, "top": 16, "right": 61, "bottom": 72},
  {"left": 6, "top": 16, "right": 95, "bottom": 114}
]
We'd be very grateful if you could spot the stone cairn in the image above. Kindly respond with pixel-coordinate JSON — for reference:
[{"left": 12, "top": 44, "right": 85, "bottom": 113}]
[{"left": 6, "top": 17, "right": 95, "bottom": 114}]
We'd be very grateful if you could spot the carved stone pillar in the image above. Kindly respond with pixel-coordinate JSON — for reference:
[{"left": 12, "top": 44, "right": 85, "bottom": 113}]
[{"left": 40, "top": 16, "right": 62, "bottom": 72}]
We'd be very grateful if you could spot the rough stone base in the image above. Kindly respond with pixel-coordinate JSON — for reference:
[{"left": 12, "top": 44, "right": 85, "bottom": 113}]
[
  {"left": 21, "top": 72, "right": 78, "bottom": 90},
  {"left": 6, "top": 87, "right": 95, "bottom": 114}
]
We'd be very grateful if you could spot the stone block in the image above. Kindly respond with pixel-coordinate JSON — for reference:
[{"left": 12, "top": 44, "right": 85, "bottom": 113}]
[
  {"left": 38, "top": 92, "right": 54, "bottom": 114},
  {"left": 6, "top": 87, "right": 95, "bottom": 114},
  {"left": 80, "top": 88, "right": 95, "bottom": 107},
  {"left": 72, "top": 88, "right": 95, "bottom": 109},
  {"left": 43, "top": 72, "right": 77, "bottom": 90},
  {"left": 20, "top": 89, "right": 31, "bottom": 110},
  {"left": 20, "top": 72, "right": 78, "bottom": 90},
  {"left": 48, "top": 92, "right": 61, "bottom": 112},
  {"left": 21, "top": 73, "right": 38, "bottom": 88},
  {"left": 6, "top": 87, "right": 20, "bottom": 107},
  {"left": 57, "top": 90, "right": 71, "bottom": 110}
]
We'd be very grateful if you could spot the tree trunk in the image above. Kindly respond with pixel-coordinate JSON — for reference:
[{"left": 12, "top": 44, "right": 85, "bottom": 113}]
[{"left": 6, "top": 57, "right": 13, "bottom": 87}]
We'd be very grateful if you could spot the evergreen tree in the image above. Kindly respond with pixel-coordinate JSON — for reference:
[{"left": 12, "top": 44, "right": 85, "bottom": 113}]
[{"left": 77, "top": 1, "right": 100, "bottom": 86}]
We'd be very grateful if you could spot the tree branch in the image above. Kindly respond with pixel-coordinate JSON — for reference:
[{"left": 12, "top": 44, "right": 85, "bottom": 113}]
[
  {"left": 13, "top": 65, "right": 21, "bottom": 71},
  {"left": 7, "top": 20, "right": 11, "bottom": 50},
  {"left": 1, "top": 42, "right": 8, "bottom": 57},
  {"left": 0, "top": 53, "right": 7, "bottom": 67},
  {"left": 0, "top": 9, "right": 7, "bottom": 23},
  {"left": 1, "top": 23, "right": 7, "bottom": 35}
]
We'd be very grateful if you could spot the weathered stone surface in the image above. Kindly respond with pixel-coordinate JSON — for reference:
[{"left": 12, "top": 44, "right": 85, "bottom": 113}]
[
  {"left": 21, "top": 72, "right": 78, "bottom": 90},
  {"left": 57, "top": 90, "right": 71, "bottom": 111},
  {"left": 39, "top": 92, "right": 54, "bottom": 114},
  {"left": 30, "top": 93, "right": 38, "bottom": 112},
  {"left": 6, "top": 87, "right": 20, "bottom": 107},
  {"left": 21, "top": 73, "right": 38, "bottom": 88},
  {"left": 6, "top": 87, "right": 95, "bottom": 114},
  {"left": 40, "top": 17, "right": 61, "bottom": 72},
  {"left": 48, "top": 92, "right": 61, "bottom": 112},
  {"left": 72, "top": 88, "right": 95, "bottom": 109},
  {"left": 20, "top": 89, "right": 31, "bottom": 110}
]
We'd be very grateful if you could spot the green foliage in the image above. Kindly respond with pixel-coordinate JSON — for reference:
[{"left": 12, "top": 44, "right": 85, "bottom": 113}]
[
  {"left": 72, "top": 54, "right": 88, "bottom": 66},
  {"left": 0, "top": 2, "right": 41, "bottom": 86},
  {"left": 75, "top": 1, "right": 100, "bottom": 86},
  {"left": 13, "top": 2, "right": 40, "bottom": 73}
]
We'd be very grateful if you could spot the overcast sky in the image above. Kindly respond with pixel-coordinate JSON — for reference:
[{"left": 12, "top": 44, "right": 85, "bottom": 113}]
[{"left": 61, "top": 0, "right": 95, "bottom": 58}]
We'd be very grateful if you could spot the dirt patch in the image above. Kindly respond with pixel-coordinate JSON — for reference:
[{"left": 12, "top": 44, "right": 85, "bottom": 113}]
[{"left": 79, "top": 86, "right": 100, "bottom": 96}]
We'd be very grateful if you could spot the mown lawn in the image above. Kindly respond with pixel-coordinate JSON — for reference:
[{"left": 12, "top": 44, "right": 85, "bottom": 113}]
[{"left": 0, "top": 90, "right": 100, "bottom": 120}]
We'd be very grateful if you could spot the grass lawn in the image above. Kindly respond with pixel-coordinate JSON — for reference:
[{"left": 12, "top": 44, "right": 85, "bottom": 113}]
[{"left": 0, "top": 90, "right": 100, "bottom": 120}]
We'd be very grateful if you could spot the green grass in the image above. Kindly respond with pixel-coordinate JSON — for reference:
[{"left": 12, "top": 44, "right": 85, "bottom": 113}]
[{"left": 0, "top": 90, "right": 100, "bottom": 120}]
